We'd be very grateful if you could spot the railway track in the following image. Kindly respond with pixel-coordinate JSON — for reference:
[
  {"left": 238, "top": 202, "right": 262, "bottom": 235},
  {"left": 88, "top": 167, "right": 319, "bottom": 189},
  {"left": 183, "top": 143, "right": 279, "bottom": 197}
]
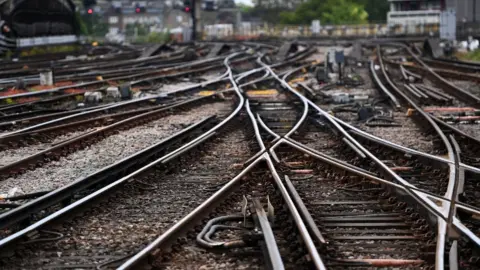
[
  {"left": 0, "top": 95, "right": 231, "bottom": 179},
  {"left": 281, "top": 150, "right": 435, "bottom": 268},
  {"left": 263, "top": 48, "right": 480, "bottom": 270},
  {"left": 1, "top": 119, "right": 255, "bottom": 269},
  {"left": 0, "top": 41, "right": 479, "bottom": 270},
  {"left": 371, "top": 44, "right": 480, "bottom": 269},
  {"left": 258, "top": 58, "right": 438, "bottom": 268}
]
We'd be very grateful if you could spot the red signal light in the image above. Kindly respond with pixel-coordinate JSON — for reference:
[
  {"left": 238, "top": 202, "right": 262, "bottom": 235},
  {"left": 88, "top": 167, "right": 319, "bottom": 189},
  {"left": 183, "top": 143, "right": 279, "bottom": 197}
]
[
  {"left": 184, "top": 6, "right": 190, "bottom": 12},
  {"left": 2, "top": 25, "right": 10, "bottom": 33},
  {"left": 87, "top": 8, "right": 93, "bottom": 14},
  {"left": 136, "top": 7, "right": 140, "bottom": 13}
]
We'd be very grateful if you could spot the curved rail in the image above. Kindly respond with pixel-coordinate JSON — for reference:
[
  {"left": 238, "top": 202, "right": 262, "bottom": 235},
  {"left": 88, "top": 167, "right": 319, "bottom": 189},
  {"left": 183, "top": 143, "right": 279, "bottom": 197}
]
[
  {"left": 0, "top": 52, "right": 248, "bottom": 253},
  {"left": 119, "top": 48, "right": 324, "bottom": 270},
  {"left": 260, "top": 49, "right": 478, "bottom": 270},
  {"left": 391, "top": 42, "right": 480, "bottom": 107},
  {"left": 117, "top": 52, "right": 247, "bottom": 269}
]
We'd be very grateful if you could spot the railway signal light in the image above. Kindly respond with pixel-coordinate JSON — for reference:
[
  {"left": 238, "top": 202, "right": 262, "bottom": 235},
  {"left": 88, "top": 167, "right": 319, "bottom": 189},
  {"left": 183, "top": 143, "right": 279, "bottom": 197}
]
[
  {"left": 181, "top": 0, "right": 196, "bottom": 40},
  {"left": 2, "top": 24, "right": 10, "bottom": 33},
  {"left": 183, "top": 0, "right": 192, "bottom": 13},
  {"left": 135, "top": 5, "right": 146, "bottom": 13},
  {"left": 87, "top": 8, "right": 93, "bottom": 14}
]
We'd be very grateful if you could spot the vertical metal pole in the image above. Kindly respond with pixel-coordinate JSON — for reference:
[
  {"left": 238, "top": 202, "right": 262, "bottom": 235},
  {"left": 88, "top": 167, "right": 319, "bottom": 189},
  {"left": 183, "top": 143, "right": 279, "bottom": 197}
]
[
  {"left": 50, "top": 61, "right": 55, "bottom": 85},
  {"left": 90, "top": 14, "right": 94, "bottom": 35},
  {"left": 191, "top": 0, "right": 196, "bottom": 40},
  {"left": 474, "top": 0, "right": 477, "bottom": 22}
]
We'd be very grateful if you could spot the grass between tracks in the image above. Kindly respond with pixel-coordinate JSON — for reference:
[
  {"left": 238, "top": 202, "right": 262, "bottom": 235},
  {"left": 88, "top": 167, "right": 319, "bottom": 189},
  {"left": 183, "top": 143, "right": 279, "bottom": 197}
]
[{"left": 456, "top": 49, "right": 480, "bottom": 62}]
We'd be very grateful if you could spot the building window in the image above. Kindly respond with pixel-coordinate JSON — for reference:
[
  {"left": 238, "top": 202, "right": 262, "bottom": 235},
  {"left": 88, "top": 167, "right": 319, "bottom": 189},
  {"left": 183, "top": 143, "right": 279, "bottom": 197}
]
[{"left": 109, "top": 16, "right": 119, "bottom": 24}]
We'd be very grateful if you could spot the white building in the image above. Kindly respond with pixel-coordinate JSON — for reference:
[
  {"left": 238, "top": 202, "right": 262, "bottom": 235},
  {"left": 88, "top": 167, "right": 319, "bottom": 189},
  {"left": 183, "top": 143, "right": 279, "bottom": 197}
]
[
  {"left": 387, "top": 0, "right": 480, "bottom": 26},
  {"left": 387, "top": 0, "right": 444, "bottom": 26}
]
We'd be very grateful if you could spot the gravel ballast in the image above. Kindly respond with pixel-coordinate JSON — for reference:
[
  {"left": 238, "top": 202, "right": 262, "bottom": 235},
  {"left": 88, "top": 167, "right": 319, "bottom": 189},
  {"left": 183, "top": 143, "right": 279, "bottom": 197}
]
[
  {"left": 2, "top": 124, "right": 252, "bottom": 269},
  {"left": 359, "top": 112, "right": 435, "bottom": 154},
  {"left": 0, "top": 101, "right": 232, "bottom": 195},
  {"left": 0, "top": 128, "right": 97, "bottom": 167}
]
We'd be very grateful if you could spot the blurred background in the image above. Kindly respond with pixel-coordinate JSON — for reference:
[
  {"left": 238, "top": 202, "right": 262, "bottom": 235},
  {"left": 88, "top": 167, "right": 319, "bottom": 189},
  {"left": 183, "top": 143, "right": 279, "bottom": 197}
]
[{"left": 0, "top": 0, "right": 479, "bottom": 59}]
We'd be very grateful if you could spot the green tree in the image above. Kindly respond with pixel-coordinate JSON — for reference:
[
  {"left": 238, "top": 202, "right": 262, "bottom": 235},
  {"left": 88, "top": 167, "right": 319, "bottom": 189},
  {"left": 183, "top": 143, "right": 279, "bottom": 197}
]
[
  {"left": 82, "top": 14, "right": 108, "bottom": 37},
  {"left": 75, "top": 11, "right": 89, "bottom": 35},
  {"left": 126, "top": 23, "right": 149, "bottom": 37},
  {"left": 242, "top": 6, "right": 292, "bottom": 24},
  {"left": 237, "top": 3, "right": 254, "bottom": 13},
  {"left": 279, "top": 0, "right": 368, "bottom": 25},
  {"left": 358, "top": 0, "right": 389, "bottom": 22},
  {"left": 321, "top": 0, "right": 368, "bottom": 24},
  {"left": 147, "top": 31, "right": 171, "bottom": 43}
]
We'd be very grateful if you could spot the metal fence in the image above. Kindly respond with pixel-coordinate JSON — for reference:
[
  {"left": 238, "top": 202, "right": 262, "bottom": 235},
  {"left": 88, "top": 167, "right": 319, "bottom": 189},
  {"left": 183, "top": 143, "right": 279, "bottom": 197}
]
[
  {"left": 457, "top": 22, "right": 480, "bottom": 38},
  {"left": 203, "top": 22, "right": 480, "bottom": 40}
]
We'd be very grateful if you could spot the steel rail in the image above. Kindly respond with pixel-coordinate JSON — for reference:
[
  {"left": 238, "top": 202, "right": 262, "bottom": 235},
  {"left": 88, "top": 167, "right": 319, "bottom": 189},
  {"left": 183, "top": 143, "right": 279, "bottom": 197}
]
[
  {"left": 281, "top": 136, "right": 480, "bottom": 211},
  {"left": 119, "top": 154, "right": 265, "bottom": 270},
  {"left": 235, "top": 47, "right": 312, "bottom": 86},
  {"left": 0, "top": 55, "right": 247, "bottom": 252},
  {"left": 255, "top": 114, "right": 282, "bottom": 163},
  {"left": 388, "top": 59, "right": 480, "bottom": 84},
  {"left": 237, "top": 62, "right": 308, "bottom": 164},
  {"left": 118, "top": 51, "right": 247, "bottom": 269},
  {"left": 256, "top": 114, "right": 280, "bottom": 140},
  {"left": 252, "top": 198, "right": 285, "bottom": 270},
  {"left": 0, "top": 52, "right": 225, "bottom": 92},
  {"left": 0, "top": 53, "right": 275, "bottom": 136},
  {"left": 155, "top": 53, "right": 246, "bottom": 164},
  {"left": 253, "top": 92, "right": 475, "bottom": 261},
  {"left": 0, "top": 116, "right": 217, "bottom": 230},
  {"left": 120, "top": 49, "right": 321, "bottom": 269},
  {"left": 333, "top": 117, "right": 480, "bottom": 173},
  {"left": 380, "top": 46, "right": 453, "bottom": 269},
  {"left": 0, "top": 61, "right": 187, "bottom": 88},
  {"left": 369, "top": 60, "right": 401, "bottom": 108},
  {"left": 264, "top": 154, "right": 326, "bottom": 270},
  {"left": 378, "top": 45, "right": 480, "bottom": 262},
  {"left": 0, "top": 114, "right": 226, "bottom": 248},
  {"left": 421, "top": 57, "right": 480, "bottom": 73},
  {"left": 0, "top": 93, "right": 113, "bottom": 114},
  {"left": 255, "top": 111, "right": 480, "bottom": 215},
  {"left": 245, "top": 92, "right": 325, "bottom": 268},
  {"left": 0, "top": 71, "right": 232, "bottom": 138},
  {"left": 0, "top": 53, "right": 230, "bottom": 103},
  {"left": 263, "top": 51, "right": 464, "bottom": 270},
  {"left": 377, "top": 44, "right": 456, "bottom": 177},
  {"left": 0, "top": 97, "right": 164, "bottom": 138},
  {"left": 427, "top": 57, "right": 480, "bottom": 68},
  {"left": 0, "top": 46, "right": 140, "bottom": 71},
  {"left": 256, "top": 119, "right": 480, "bottom": 222},
  {"left": 388, "top": 42, "right": 480, "bottom": 107},
  {"left": 244, "top": 56, "right": 310, "bottom": 162},
  {"left": 128, "top": 54, "right": 256, "bottom": 87},
  {"left": 283, "top": 175, "right": 326, "bottom": 245},
  {"left": 0, "top": 100, "right": 177, "bottom": 132},
  {"left": 0, "top": 95, "right": 219, "bottom": 178},
  {"left": 245, "top": 53, "right": 325, "bottom": 270},
  {"left": 245, "top": 99, "right": 266, "bottom": 152},
  {"left": 0, "top": 103, "right": 111, "bottom": 124},
  {"left": 266, "top": 113, "right": 480, "bottom": 266},
  {"left": 250, "top": 59, "right": 315, "bottom": 164},
  {"left": 120, "top": 46, "right": 479, "bottom": 269},
  {"left": 281, "top": 72, "right": 309, "bottom": 139},
  {"left": 447, "top": 136, "right": 462, "bottom": 270},
  {"left": 1, "top": 101, "right": 181, "bottom": 143}
]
